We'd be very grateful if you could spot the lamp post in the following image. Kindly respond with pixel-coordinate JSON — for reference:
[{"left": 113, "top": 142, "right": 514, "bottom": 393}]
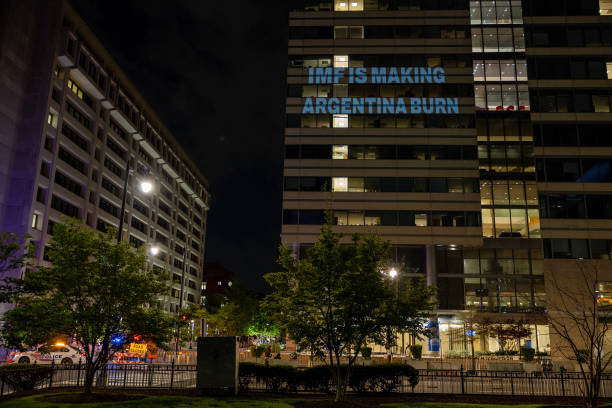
[
  {"left": 175, "top": 249, "right": 188, "bottom": 356},
  {"left": 116, "top": 162, "right": 154, "bottom": 242}
]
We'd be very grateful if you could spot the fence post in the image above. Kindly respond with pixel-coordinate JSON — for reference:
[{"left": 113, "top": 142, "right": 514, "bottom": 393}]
[
  {"left": 123, "top": 365, "right": 128, "bottom": 389},
  {"left": 1, "top": 378, "right": 4, "bottom": 396},
  {"left": 77, "top": 359, "right": 82, "bottom": 387},
  {"left": 49, "top": 360, "right": 54, "bottom": 389},
  {"left": 510, "top": 372, "right": 514, "bottom": 396},
  {"left": 560, "top": 367, "right": 566, "bottom": 397},
  {"left": 170, "top": 359, "right": 175, "bottom": 390},
  {"left": 460, "top": 365, "right": 465, "bottom": 395}
]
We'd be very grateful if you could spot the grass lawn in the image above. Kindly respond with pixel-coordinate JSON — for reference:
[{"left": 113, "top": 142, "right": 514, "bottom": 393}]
[
  {"left": 0, "top": 394, "right": 295, "bottom": 408},
  {"left": 0, "top": 394, "right": 588, "bottom": 408}
]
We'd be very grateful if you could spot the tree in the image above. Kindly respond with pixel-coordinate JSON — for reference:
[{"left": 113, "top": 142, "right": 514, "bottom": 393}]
[
  {"left": 547, "top": 261, "right": 612, "bottom": 408},
  {"left": 264, "top": 220, "right": 435, "bottom": 402},
  {"left": 0, "top": 232, "right": 35, "bottom": 277},
  {"left": 247, "top": 309, "right": 280, "bottom": 339},
  {"left": 206, "top": 282, "right": 258, "bottom": 336},
  {"left": 176, "top": 303, "right": 206, "bottom": 347},
  {"left": 0, "top": 220, "right": 173, "bottom": 394}
]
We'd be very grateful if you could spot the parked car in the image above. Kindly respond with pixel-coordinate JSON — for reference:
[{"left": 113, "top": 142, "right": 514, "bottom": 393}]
[{"left": 10, "top": 343, "right": 84, "bottom": 365}]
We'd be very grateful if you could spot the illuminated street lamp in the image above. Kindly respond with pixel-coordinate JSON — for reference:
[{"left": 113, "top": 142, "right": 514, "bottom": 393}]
[
  {"left": 140, "top": 180, "right": 154, "bottom": 194},
  {"left": 148, "top": 245, "right": 159, "bottom": 256},
  {"left": 389, "top": 268, "right": 398, "bottom": 279}
]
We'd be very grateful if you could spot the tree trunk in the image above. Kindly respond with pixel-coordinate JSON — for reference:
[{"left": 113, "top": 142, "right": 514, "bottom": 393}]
[{"left": 83, "top": 365, "right": 96, "bottom": 395}]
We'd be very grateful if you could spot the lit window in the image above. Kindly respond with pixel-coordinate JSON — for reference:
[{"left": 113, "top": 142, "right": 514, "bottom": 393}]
[
  {"left": 600, "top": 0, "right": 612, "bottom": 15},
  {"left": 217, "top": 281, "right": 222, "bottom": 286},
  {"left": 47, "top": 112, "right": 58, "bottom": 128},
  {"left": 67, "top": 79, "right": 84, "bottom": 100},
  {"left": 334, "top": 0, "right": 363, "bottom": 11},
  {"left": 334, "top": 55, "right": 349, "bottom": 68},
  {"left": 607, "top": 62, "right": 612, "bottom": 79},
  {"left": 333, "top": 114, "right": 348, "bottom": 128},
  {"left": 332, "top": 145, "right": 348, "bottom": 159},
  {"left": 31, "top": 213, "right": 40, "bottom": 230},
  {"left": 332, "top": 177, "right": 348, "bottom": 192},
  {"left": 415, "top": 213, "right": 428, "bottom": 227}
]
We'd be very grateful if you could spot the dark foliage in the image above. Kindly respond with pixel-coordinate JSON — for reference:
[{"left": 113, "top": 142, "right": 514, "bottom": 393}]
[{"left": 0, "top": 364, "right": 52, "bottom": 391}]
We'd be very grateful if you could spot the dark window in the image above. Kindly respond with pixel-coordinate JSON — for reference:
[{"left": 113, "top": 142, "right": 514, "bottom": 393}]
[
  {"left": 58, "top": 147, "right": 86, "bottom": 174},
  {"left": 54, "top": 171, "right": 83, "bottom": 197},
  {"left": 65, "top": 102, "right": 91, "bottom": 130},
  {"left": 51, "top": 195, "right": 79, "bottom": 218}
]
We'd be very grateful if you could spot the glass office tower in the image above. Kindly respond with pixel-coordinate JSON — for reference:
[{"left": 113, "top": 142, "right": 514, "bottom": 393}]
[{"left": 284, "top": 0, "right": 612, "bottom": 356}]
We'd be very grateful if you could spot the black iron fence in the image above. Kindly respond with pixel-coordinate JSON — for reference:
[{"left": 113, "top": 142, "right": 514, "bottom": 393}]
[
  {"left": 0, "top": 362, "right": 196, "bottom": 397},
  {"left": 2, "top": 363, "right": 612, "bottom": 399}
]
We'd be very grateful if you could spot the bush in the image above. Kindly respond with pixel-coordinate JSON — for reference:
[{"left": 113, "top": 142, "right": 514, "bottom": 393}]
[
  {"left": 520, "top": 347, "right": 535, "bottom": 362},
  {"left": 238, "top": 362, "right": 418, "bottom": 394},
  {"left": 360, "top": 346, "right": 372, "bottom": 360},
  {"left": 350, "top": 364, "right": 419, "bottom": 393},
  {"left": 0, "top": 364, "right": 52, "bottom": 391},
  {"left": 249, "top": 344, "right": 268, "bottom": 359},
  {"left": 409, "top": 344, "right": 422, "bottom": 360}
]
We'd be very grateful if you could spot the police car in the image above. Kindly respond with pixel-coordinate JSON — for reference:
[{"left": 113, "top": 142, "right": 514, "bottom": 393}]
[{"left": 10, "top": 343, "right": 84, "bottom": 365}]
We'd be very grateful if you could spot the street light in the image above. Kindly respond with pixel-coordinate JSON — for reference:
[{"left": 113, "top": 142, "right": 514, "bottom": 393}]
[
  {"left": 117, "top": 165, "right": 154, "bottom": 242},
  {"left": 389, "top": 268, "right": 398, "bottom": 279},
  {"left": 148, "top": 245, "right": 159, "bottom": 256},
  {"left": 140, "top": 180, "right": 154, "bottom": 194}
]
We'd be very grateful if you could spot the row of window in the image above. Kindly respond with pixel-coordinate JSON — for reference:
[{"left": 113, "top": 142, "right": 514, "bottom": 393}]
[
  {"left": 526, "top": 25, "right": 612, "bottom": 48},
  {"left": 535, "top": 158, "right": 612, "bottom": 183},
  {"left": 471, "top": 27, "right": 526, "bottom": 53},
  {"left": 531, "top": 91, "right": 612, "bottom": 113},
  {"left": 474, "top": 83, "right": 530, "bottom": 111},
  {"left": 473, "top": 60, "right": 528, "bottom": 82},
  {"left": 543, "top": 239, "right": 612, "bottom": 260},
  {"left": 289, "top": 25, "right": 469, "bottom": 40},
  {"left": 61, "top": 123, "right": 90, "bottom": 153},
  {"left": 67, "top": 78, "right": 93, "bottom": 108},
  {"left": 286, "top": 144, "right": 477, "bottom": 160},
  {"left": 289, "top": 54, "right": 472, "bottom": 69},
  {"left": 283, "top": 209, "right": 482, "bottom": 226},
  {"left": 481, "top": 207, "right": 541, "bottom": 238},
  {"left": 292, "top": 0, "right": 470, "bottom": 11},
  {"left": 65, "top": 101, "right": 90, "bottom": 131},
  {"left": 480, "top": 180, "right": 538, "bottom": 206},
  {"left": 288, "top": 114, "right": 475, "bottom": 129},
  {"left": 288, "top": 84, "right": 473, "bottom": 99},
  {"left": 533, "top": 124, "right": 612, "bottom": 147},
  {"left": 478, "top": 144, "right": 535, "bottom": 173},
  {"left": 54, "top": 171, "right": 83, "bottom": 197},
  {"left": 539, "top": 194, "right": 612, "bottom": 219},
  {"left": 521, "top": 0, "right": 601, "bottom": 16},
  {"left": 527, "top": 58, "right": 611, "bottom": 80},
  {"left": 284, "top": 176, "right": 481, "bottom": 193},
  {"left": 470, "top": 1, "right": 524, "bottom": 25}
]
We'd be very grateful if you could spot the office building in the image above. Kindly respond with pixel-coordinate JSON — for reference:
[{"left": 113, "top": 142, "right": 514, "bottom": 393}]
[
  {"left": 0, "top": 0, "right": 210, "bottom": 314},
  {"left": 284, "top": 0, "right": 612, "bottom": 356}
]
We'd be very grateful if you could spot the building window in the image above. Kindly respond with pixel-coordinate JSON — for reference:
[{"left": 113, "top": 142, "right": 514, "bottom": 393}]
[
  {"left": 47, "top": 112, "right": 58, "bottom": 128},
  {"left": 607, "top": 62, "right": 612, "bottom": 79},
  {"left": 67, "top": 78, "right": 93, "bottom": 107},
  {"left": 333, "top": 114, "right": 349, "bottom": 128},
  {"left": 332, "top": 177, "right": 348, "bottom": 192},
  {"left": 217, "top": 281, "right": 222, "bottom": 286},
  {"left": 334, "top": 0, "right": 363, "bottom": 11},
  {"left": 31, "top": 213, "right": 40, "bottom": 230},
  {"left": 333, "top": 55, "right": 349, "bottom": 68},
  {"left": 332, "top": 145, "right": 348, "bottom": 160}
]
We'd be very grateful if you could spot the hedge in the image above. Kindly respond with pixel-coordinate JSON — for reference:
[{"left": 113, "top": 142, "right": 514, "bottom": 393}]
[
  {"left": 0, "top": 364, "right": 52, "bottom": 391},
  {"left": 238, "top": 362, "right": 418, "bottom": 394}
]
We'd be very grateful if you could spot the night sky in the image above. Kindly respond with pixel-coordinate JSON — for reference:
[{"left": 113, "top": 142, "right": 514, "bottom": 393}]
[{"left": 70, "top": 1, "right": 289, "bottom": 292}]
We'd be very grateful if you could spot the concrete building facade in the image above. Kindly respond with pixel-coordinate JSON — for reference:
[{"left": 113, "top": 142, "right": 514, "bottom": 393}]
[
  {"left": 283, "top": 0, "right": 612, "bottom": 357},
  {"left": 0, "top": 0, "right": 210, "bottom": 314}
]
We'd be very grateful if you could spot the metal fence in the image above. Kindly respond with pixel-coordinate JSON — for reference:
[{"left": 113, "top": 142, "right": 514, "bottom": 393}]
[
  {"left": 3, "top": 364, "right": 612, "bottom": 399},
  {"left": 0, "top": 363, "right": 196, "bottom": 397}
]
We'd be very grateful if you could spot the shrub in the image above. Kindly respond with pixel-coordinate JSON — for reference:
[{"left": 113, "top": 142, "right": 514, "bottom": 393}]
[
  {"left": 360, "top": 346, "right": 372, "bottom": 360},
  {"left": 238, "top": 363, "right": 418, "bottom": 394},
  {"left": 0, "top": 364, "right": 52, "bottom": 391},
  {"left": 350, "top": 364, "right": 419, "bottom": 393},
  {"left": 520, "top": 347, "right": 535, "bottom": 362},
  {"left": 249, "top": 344, "right": 268, "bottom": 359},
  {"left": 409, "top": 344, "right": 422, "bottom": 360}
]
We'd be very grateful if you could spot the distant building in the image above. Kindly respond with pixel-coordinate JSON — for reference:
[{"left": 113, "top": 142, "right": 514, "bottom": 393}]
[
  {"left": 0, "top": 0, "right": 210, "bottom": 314},
  {"left": 202, "top": 263, "right": 235, "bottom": 308}
]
